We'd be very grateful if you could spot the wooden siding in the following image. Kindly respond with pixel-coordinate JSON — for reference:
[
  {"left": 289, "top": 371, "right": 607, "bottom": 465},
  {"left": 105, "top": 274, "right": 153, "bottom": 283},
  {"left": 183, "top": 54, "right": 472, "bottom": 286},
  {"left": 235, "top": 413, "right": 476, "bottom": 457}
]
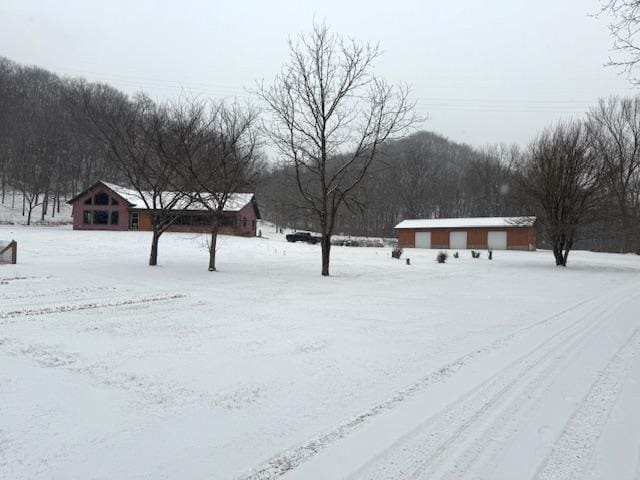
[
  {"left": 69, "top": 182, "right": 259, "bottom": 237},
  {"left": 397, "top": 226, "right": 536, "bottom": 250},
  {"left": 70, "top": 186, "right": 129, "bottom": 231},
  {"left": 137, "top": 211, "right": 238, "bottom": 235}
]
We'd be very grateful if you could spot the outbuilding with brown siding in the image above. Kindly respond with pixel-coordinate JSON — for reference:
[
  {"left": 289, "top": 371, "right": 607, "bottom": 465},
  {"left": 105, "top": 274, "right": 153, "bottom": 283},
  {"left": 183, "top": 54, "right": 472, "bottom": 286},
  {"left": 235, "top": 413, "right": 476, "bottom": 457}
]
[{"left": 395, "top": 217, "right": 536, "bottom": 251}]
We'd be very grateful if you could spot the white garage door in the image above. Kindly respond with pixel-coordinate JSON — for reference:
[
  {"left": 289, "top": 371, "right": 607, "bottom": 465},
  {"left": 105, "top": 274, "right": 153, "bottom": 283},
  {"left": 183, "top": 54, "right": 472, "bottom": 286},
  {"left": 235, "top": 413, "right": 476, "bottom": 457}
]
[
  {"left": 415, "top": 232, "right": 431, "bottom": 248},
  {"left": 449, "top": 231, "right": 467, "bottom": 249},
  {"left": 488, "top": 231, "right": 508, "bottom": 250}
]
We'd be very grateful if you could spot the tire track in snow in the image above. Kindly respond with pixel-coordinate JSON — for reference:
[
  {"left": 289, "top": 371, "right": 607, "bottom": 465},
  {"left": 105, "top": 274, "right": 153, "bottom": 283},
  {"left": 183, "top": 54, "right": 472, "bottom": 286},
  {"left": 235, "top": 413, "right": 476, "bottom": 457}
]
[
  {"left": 429, "top": 289, "right": 640, "bottom": 480},
  {"left": 0, "top": 285, "right": 118, "bottom": 302},
  {"left": 0, "top": 338, "right": 265, "bottom": 414},
  {"left": 236, "top": 293, "right": 610, "bottom": 480},
  {"left": 349, "top": 288, "right": 631, "bottom": 480},
  {"left": 533, "top": 326, "right": 640, "bottom": 480},
  {"left": 0, "top": 293, "right": 186, "bottom": 324},
  {"left": 0, "top": 275, "right": 49, "bottom": 285}
]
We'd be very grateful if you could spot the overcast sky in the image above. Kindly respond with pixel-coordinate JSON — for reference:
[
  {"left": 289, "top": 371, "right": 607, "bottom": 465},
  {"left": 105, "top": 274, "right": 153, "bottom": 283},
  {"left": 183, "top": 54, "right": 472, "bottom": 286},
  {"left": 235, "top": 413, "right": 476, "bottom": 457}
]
[{"left": 0, "top": 0, "right": 635, "bottom": 151}]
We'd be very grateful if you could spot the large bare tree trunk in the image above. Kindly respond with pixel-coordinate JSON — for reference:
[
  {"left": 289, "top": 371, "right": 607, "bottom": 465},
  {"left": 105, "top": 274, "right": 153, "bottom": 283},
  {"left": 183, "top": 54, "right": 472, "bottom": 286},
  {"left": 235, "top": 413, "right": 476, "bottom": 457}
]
[
  {"left": 208, "top": 227, "right": 218, "bottom": 271},
  {"left": 149, "top": 230, "right": 160, "bottom": 266},
  {"left": 321, "top": 232, "right": 331, "bottom": 276}
]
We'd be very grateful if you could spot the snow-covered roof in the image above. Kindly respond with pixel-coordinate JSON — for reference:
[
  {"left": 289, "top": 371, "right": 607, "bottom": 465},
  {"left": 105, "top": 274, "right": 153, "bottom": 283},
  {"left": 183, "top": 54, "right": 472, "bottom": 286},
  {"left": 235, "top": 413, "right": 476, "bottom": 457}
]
[
  {"left": 100, "top": 182, "right": 255, "bottom": 212},
  {"left": 394, "top": 216, "right": 536, "bottom": 229}
]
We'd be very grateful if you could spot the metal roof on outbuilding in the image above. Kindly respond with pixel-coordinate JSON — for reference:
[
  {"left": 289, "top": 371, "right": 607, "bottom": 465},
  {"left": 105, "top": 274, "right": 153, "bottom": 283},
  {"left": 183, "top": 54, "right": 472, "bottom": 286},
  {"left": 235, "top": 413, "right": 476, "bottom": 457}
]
[{"left": 394, "top": 216, "right": 536, "bottom": 229}]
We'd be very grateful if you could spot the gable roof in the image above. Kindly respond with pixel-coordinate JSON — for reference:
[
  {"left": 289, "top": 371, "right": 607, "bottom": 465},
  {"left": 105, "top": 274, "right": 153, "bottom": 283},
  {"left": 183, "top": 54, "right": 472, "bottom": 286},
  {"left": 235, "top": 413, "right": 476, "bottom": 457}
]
[
  {"left": 68, "top": 181, "right": 256, "bottom": 213},
  {"left": 394, "top": 216, "right": 536, "bottom": 229}
]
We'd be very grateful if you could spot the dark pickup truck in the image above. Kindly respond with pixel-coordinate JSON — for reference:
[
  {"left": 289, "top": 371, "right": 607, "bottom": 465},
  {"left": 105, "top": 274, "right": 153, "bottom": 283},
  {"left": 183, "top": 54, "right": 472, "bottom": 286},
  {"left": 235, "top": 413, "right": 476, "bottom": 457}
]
[{"left": 285, "top": 232, "right": 321, "bottom": 244}]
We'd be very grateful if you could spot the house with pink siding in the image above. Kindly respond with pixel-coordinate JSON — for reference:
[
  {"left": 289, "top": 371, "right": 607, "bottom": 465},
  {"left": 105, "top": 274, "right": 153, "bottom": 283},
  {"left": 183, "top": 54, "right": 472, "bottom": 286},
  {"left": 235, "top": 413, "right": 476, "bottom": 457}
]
[{"left": 67, "top": 181, "right": 260, "bottom": 236}]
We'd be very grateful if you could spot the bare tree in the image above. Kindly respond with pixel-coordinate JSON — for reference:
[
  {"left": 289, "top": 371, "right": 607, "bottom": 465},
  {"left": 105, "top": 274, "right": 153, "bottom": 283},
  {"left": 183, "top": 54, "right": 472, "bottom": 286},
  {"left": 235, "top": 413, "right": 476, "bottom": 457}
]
[
  {"left": 256, "top": 22, "right": 418, "bottom": 276},
  {"left": 69, "top": 82, "right": 189, "bottom": 266},
  {"left": 518, "top": 122, "right": 604, "bottom": 266},
  {"left": 587, "top": 96, "right": 640, "bottom": 252},
  {"left": 599, "top": 1, "right": 640, "bottom": 79},
  {"left": 163, "top": 98, "right": 262, "bottom": 271}
]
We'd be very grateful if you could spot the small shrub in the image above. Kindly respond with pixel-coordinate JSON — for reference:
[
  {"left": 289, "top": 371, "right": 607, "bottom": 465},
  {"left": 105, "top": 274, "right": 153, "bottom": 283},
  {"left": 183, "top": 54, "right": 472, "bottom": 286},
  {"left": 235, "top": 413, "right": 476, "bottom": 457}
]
[
  {"left": 471, "top": 250, "right": 481, "bottom": 259},
  {"left": 488, "top": 249, "right": 493, "bottom": 260},
  {"left": 453, "top": 251, "right": 459, "bottom": 258},
  {"left": 437, "top": 251, "right": 448, "bottom": 263},
  {"left": 392, "top": 247, "right": 403, "bottom": 259}
]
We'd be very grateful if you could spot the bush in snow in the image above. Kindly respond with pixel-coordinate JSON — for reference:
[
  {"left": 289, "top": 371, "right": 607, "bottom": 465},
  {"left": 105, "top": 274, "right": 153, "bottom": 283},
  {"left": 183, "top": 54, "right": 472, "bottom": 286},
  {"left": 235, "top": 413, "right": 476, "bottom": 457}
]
[
  {"left": 437, "top": 251, "right": 448, "bottom": 263},
  {"left": 453, "top": 251, "right": 459, "bottom": 258},
  {"left": 471, "top": 250, "right": 481, "bottom": 258},
  {"left": 392, "top": 247, "right": 403, "bottom": 259}
]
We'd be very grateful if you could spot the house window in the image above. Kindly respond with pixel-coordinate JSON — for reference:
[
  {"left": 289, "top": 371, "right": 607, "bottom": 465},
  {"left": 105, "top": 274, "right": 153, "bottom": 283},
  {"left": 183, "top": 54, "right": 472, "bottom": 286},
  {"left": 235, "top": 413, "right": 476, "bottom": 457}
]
[
  {"left": 110, "top": 211, "right": 119, "bottom": 225},
  {"left": 83, "top": 210, "right": 92, "bottom": 224},
  {"left": 94, "top": 192, "right": 110, "bottom": 205},
  {"left": 111, "top": 197, "right": 119, "bottom": 206},
  {"left": 84, "top": 197, "right": 92, "bottom": 205},
  {"left": 193, "top": 215, "right": 213, "bottom": 227},
  {"left": 219, "top": 216, "right": 236, "bottom": 227},
  {"left": 94, "top": 211, "right": 109, "bottom": 225},
  {"left": 242, "top": 218, "right": 247, "bottom": 228},
  {"left": 129, "top": 212, "right": 139, "bottom": 230}
]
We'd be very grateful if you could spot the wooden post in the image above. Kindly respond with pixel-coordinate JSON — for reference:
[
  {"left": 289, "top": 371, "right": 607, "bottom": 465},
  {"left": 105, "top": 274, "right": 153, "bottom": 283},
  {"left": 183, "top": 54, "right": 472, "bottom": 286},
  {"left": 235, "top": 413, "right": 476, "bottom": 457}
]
[{"left": 0, "top": 240, "right": 17, "bottom": 264}]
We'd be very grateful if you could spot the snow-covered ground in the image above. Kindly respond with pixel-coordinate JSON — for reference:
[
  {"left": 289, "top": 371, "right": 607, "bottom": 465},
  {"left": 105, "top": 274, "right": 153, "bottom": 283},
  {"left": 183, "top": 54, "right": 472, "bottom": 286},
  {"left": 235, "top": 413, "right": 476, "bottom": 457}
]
[{"left": 1, "top": 224, "right": 639, "bottom": 480}]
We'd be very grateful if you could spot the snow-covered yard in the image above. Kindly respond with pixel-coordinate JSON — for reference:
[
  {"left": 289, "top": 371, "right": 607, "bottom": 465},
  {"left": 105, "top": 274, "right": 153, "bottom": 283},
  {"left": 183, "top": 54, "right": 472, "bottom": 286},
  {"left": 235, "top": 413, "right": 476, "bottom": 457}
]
[{"left": 1, "top": 224, "right": 639, "bottom": 480}]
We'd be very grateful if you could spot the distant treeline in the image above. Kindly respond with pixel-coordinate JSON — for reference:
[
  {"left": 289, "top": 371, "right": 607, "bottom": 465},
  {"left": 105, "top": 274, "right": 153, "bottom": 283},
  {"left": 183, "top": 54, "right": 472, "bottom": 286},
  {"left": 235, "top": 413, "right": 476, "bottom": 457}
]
[
  {"left": 0, "top": 57, "right": 120, "bottom": 223},
  {"left": 259, "top": 123, "right": 640, "bottom": 255},
  {"left": 1, "top": 56, "right": 639, "bottom": 254}
]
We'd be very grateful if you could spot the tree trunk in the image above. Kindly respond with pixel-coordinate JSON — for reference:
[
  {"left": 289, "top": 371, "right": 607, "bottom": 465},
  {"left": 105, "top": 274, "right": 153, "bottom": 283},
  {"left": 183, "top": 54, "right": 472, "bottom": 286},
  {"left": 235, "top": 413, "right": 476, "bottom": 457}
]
[
  {"left": 561, "top": 238, "right": 573, "bottom": 266},
  {"left": 41, "top": 191, "right": 48, "bottom": 221},
  {"left": 26, "top": 202, "right": 33, "bottom": 226},
  {"left": 321, "top": 232, "right": 331, "bottom": 276},
  {"left": 552, "top": 240, "right": 564, "bottom": 267},
  {"left": 208, "top": 227, "right": 218, "bottom": 271},
  {"left": 552, "top": 236, "right": 571, "bottom": 267},
  {"left": 149, "top": 230, "right": 160, "bottom": 266}
]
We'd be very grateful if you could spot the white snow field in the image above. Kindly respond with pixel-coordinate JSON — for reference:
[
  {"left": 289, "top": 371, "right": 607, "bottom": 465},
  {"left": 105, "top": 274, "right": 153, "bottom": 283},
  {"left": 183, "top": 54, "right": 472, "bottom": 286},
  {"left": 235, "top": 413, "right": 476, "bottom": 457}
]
[{"left": 1, "top": 224, "right": 640, "bottom": 480}]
